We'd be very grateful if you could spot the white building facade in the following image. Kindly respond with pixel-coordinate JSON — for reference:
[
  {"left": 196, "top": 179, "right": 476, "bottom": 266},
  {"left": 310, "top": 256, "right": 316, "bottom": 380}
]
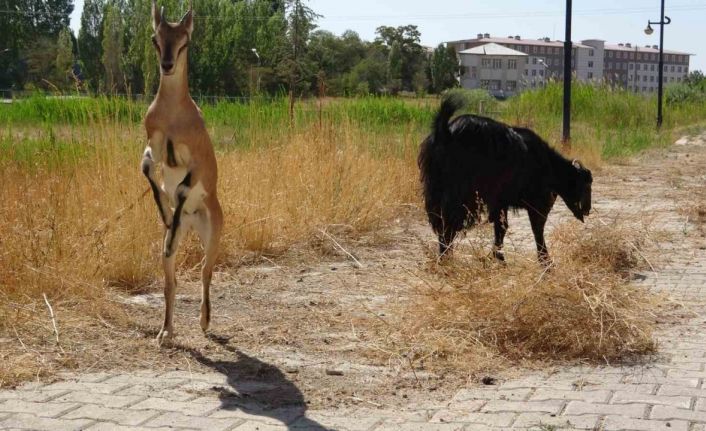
[{"left": 448, "top": 34, "right": 692, "bottom": 95}]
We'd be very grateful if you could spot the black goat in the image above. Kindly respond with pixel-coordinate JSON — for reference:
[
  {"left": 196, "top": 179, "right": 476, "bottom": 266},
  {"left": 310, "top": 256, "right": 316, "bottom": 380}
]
[{"left": 418, "top": 95, "right": 593, "bottom": 263}]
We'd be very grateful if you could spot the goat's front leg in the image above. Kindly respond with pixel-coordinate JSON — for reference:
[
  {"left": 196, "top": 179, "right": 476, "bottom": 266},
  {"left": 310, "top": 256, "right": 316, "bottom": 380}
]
[
  {"left": 141, "top": 146, "right": 173, "bottom": 228},
  {"left": 164, "top": 172, "right": 191, "bottom": 258},
  {"left": 492, "top": 208, "right": 509, "bottom": 262},
  {"left": 527, "top": 208, "right": 551, "bottom": 265}
]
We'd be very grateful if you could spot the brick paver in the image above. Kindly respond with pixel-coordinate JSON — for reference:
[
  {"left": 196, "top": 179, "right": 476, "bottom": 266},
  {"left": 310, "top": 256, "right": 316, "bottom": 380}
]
[{"left": 0, "top": 134, "right": 705, "bottom": 429}]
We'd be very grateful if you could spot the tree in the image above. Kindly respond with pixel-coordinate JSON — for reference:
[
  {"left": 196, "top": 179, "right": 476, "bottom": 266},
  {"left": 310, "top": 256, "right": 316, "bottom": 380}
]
[
  {"left": 429, "top": 44, "right": 458, "bottom": 93},
  {"left": 0, "top": 0, "right": 33, "bottom": 88},
  {"left": 27, "top": 0, "right": 75, "bottom": 37},
  {"left": 387, "top": 41, "right": 403, "bottom": 93},
  {"left": 101, "top": 2, "right": 124, "bottom": 92},
  {"left": 55, "top": 27, "right": 75, "bottom": 89},
  {"left": 375, "top": 25, "right": 426, "bottom": 92},
  {"left": 281, "top": 0, "right": 319, "bottom": 96},
  {"left": 78, "top": 0, "right": 104, "bottom": 91}
]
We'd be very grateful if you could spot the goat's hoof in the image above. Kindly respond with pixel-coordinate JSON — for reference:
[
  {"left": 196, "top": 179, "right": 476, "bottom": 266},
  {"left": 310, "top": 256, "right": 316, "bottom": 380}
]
[
  {"left": 156, "top": 328, "right": 174, "bottom": 346},
  {"left": 539, "top": 256, "right": 554, "bottom": 269},
  {"left": 199, "top": 314, "right": 210, "bottom": 333}
]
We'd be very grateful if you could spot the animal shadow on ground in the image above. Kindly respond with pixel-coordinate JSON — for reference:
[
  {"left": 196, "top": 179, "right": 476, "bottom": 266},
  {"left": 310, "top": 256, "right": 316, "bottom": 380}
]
[{"left": 183, "top": 333, "right": 331, "bottom": 430}]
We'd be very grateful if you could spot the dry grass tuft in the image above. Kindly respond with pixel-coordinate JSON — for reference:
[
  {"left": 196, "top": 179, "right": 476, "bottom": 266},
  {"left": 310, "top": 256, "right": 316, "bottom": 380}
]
[{"left": 390, "top": 220, "right": 658, "bottom": 378}]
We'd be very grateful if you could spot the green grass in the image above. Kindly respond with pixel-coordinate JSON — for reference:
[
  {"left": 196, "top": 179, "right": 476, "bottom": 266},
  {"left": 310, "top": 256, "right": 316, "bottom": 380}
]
[{"left": 1, "top": 84, "right": 704, "bottom": 164}]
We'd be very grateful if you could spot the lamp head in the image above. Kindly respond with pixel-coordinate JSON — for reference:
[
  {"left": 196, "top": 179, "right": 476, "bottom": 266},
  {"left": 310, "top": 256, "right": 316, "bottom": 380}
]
[{"left": 644, "top": 23, "right": 654, "bottom": 36}]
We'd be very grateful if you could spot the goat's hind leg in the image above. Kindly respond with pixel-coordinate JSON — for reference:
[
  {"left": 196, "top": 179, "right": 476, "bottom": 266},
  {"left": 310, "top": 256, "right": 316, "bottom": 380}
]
[
  {"left": 157, "top": 222, "right": 187, "bottom": 346},
  {"left": 193, "top": 198, "right": 223, "bottom": 333},
  {"left": 157, "top": 174, "right": 191, "bottom": 346}
]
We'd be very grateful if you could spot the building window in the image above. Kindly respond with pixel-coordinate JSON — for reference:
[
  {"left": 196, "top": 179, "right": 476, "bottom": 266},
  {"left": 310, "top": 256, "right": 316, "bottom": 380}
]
[
  {"left": 671, "top": 65, "right": 675, "bottom": 72},
  {"left": 677, "top": 66, "right": 682, "bottom": 73},
  {"left": 492, "top": 58, "right": 502, "bottom": 69},
  {"left": 481, "top": 58, "right": 491, "bottom": 68},
  {"left": 506, "top": 80, "right": 517, "bottom": 91},
  {"left": 650, "top": 76, "right": 654, "bottom": 82},
  {"left": 539, "top": 69, "right": 544, "bottom": 77},
  {"left": 643, "top": 75, "right": 647, "bottom": 82},
  {"left": 490, "top": 80, "right": 501, "bottom": 90},
  {"left": 588, "top": 72, "right": 594, "bottom": 79},
  {"left": 642, "top": 86, "right": 646, "bottom": 91},
  {"left": 524, "top": 70, "right": 529, "bottom": 76},
  {"left": 608, "top": 51, "right": 613, "bottom": 58},
  {"left": 629, "top": 63, "right": 634, "bottom": 70},
  {"left": 589, "top": 49, "right": 594, "bottom": 57},
  {"left": 508, "top": 59, "right": 517, "bottom": 69},
  {"left": 532, "top": 57, "right": 537, "bottom": 65},
  {"left": 480, "top": 80, "right": 490, "bottom": 88},
  {"left": 471, "top": 66, "right": 478, "bottom": 79},
  {"left": 588, "top": 61, "right": 594, "bottom": 68},
  {"left": 651, "top": 64, "right": 655, "bottom": 71},
  {"left": 532, "top": 46, "right": 538, "bottom": 53},
  {"left": 540, "top": 46, "right": 545, "bottom": 54},
  {"left": 532, "top": 69, "right": 537, "bottom": 76},
  {"left": 628, "top": 75, "right": 632, "bottom": 81}
]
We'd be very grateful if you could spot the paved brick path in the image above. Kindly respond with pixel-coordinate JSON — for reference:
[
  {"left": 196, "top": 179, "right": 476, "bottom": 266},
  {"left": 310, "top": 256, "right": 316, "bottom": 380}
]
[{"left": 1, "top": 134, "right": 705, "bottom": 430}]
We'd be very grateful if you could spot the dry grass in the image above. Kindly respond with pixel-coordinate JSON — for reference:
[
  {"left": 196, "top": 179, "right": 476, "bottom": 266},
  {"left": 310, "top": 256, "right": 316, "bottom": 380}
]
[
  {"left": 0, "top": 118, "right": 419, "bottom": 386},
  {"left": 385, "top": 220, "right": 659, "bottom": 380}
]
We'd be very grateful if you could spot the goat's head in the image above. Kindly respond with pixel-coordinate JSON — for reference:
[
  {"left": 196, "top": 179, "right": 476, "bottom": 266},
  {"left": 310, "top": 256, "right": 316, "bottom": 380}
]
[
  {"left": 151, "top": 0, "right": 193, "bottom": 76},
  {"left": 565, "top": 159, "right": 593, "bottom": 222}
]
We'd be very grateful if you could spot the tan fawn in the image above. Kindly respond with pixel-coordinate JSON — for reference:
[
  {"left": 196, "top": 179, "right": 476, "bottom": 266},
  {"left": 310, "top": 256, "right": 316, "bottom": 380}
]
[{"left": 141, "top": 0, "right": 223, "bottom": 345}]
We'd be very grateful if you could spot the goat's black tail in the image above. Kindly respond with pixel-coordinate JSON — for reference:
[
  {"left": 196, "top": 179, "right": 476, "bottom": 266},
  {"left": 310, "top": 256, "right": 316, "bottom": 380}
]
[{"left": 432, "top": 92, "right": 465, "bottom": 145}]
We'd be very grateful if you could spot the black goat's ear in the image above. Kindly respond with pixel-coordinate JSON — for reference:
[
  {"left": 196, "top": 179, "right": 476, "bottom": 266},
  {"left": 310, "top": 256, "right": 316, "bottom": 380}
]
[{"left": 572, "top": 159, "right": 582, "bottom": 170}]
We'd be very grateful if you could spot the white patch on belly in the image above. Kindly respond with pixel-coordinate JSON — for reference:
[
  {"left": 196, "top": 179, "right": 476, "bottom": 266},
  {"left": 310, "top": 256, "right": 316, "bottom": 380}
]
[
  {"left": 162, "top": 166, "right": 188, "bottom": 206},
  {"left": 161, "top": 166, "right": 208, "bottom": 212},
  {"left": 183, "top": 181, "right": 207, "bottom": 214}
]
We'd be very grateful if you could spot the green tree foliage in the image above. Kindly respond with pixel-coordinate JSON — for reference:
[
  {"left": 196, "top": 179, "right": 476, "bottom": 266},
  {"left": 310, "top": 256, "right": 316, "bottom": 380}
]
[
  {"left": 26, "top": 0, "right": 75, "bottom": 37},
  {"left": 430, "top": 43, "right": 458, "bottom": 93},
  {"left": 55, "top": 26, "right": 75, "bottom": 88},
  {"left": 101, "top": 2, "right": 124, "bottom": 92},
  {"left": 5, "top": 0, "right": 432, "bottom": 98},
  {"left": 1, "top": 0, "right": 74, "bottom": 89},
  {"left": 280, "top": 0, "right": 320, "bottom": 97},
  {"left": 78, "top": 0, "right": 104, "bottom": 91},
  {"left": 375, "top": 25, "right": 427, "bottom": 92}
]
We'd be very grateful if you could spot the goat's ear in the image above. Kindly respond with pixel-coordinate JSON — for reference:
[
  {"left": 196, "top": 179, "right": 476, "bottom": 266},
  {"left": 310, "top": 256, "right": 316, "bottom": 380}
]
[
  {"left": 152, "top": 0, "right": 161, "bottom": 31},
  {"left": 180, "top": 1, "right": 194, "bottom": 37},
  {"left": 572, "top": 159, "right": 582, "bottom": 170}
]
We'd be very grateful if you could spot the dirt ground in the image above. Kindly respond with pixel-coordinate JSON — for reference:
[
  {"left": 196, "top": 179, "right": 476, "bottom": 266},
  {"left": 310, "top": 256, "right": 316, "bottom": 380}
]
[{"left": 4, "top": 131, "right": 705, "bottom": 411}]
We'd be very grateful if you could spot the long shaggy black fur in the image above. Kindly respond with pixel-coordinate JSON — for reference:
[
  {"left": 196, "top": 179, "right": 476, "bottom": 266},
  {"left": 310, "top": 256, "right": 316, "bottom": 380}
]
[{"left": 418, "top": 95, "right": 593, "bottom": 263}]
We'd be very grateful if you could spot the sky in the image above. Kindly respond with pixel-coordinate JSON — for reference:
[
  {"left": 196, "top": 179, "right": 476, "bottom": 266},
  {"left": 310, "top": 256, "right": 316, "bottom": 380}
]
[{"left": 70, "top": 0, "right": 706, "bottom": 72}]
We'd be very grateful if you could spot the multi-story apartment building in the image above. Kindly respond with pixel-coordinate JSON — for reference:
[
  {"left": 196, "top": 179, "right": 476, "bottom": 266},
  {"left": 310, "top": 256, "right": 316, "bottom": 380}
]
[
  {"left": 448, "top": 33, "right": 692, "bottom": 94},
  {"left": 603, "top": 43, "right": 691, "bottom": 93},
  {"left": 458, "top": 43, "right": 528, "bottom": 97}
]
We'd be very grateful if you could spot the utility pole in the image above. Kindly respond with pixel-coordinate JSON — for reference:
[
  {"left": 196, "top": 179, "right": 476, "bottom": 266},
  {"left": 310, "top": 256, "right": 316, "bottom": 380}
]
[{"left": 562, "top": 0, "right": 572, "bottom": 146}]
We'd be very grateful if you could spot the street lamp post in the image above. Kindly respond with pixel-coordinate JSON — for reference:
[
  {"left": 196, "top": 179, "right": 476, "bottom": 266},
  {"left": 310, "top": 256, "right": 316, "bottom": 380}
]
[
  {"left": 644, "top": 1, "right": 671, "bottom": 129},
  {"left": 562, "top": 0, "right": 572, "bottom": 146}
]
